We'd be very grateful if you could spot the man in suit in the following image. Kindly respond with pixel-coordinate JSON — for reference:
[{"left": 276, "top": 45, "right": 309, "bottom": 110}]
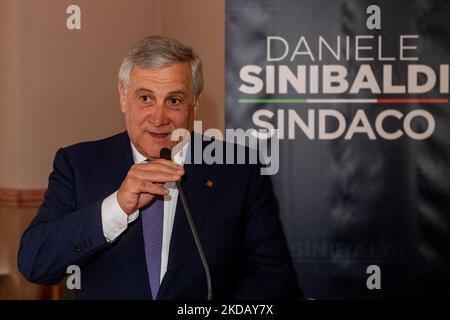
[{"left": 18, "top": 35, "right": 300, "bottom": 299}]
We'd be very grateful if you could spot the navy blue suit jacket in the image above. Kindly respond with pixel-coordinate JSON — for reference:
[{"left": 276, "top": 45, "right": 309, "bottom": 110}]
[{"left": 18, "top": 132, "right": 299, "bottom": 299}]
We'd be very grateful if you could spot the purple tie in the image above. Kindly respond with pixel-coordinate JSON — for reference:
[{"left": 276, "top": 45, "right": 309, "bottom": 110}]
[{"left": 141, "top": 196, "right": 164, "bottom": 299}]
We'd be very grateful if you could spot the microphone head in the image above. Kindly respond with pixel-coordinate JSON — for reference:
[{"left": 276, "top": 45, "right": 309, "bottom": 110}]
[{"left": 160, "top": 148, "right": 172, "bottom": 160}]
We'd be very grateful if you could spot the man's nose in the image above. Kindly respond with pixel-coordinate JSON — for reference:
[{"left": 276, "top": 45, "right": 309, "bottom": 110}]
[{"left": 149, "top": 103, "right": 169, "bottom": 126}]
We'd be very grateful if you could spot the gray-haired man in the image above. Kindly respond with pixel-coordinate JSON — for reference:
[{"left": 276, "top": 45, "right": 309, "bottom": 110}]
[{"left": 18, "top": 35, "right": 300, "bottom": 300}]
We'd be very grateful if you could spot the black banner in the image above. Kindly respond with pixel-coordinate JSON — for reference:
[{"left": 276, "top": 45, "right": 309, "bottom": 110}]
[{"left": 226, "top": 0, "right": 450, "bottom": 299}]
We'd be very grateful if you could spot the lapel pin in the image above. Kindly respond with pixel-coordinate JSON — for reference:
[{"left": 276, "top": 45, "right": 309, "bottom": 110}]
[{"left": 205, "top": 180, "right": 214, "bottom": 188}]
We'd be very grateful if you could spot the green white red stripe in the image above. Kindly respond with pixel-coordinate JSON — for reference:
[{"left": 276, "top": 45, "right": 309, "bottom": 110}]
[{"left": 238, "top": 98, "right": 448, "bottom": 104}]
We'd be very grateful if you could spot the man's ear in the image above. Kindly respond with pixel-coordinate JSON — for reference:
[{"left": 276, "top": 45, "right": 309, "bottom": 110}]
[
  {"left": 194, "top": 93, "right": 202, "bottom": 117},
  {"left": 118, "top": 82, "right": 127, "bottom": 113}
]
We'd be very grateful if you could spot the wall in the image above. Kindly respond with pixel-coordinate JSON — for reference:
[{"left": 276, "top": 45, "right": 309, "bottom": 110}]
[
  {"left": 2, "top": 0, "right": 162, "bottom": 189},
  {"left": 0, "top": 0, "right": 20, "bottom": 190},
  {"left": 162, "top": 0, "right": 225, "bottom": 133}
]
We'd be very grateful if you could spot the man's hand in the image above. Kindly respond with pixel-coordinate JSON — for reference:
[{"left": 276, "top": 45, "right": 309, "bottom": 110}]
[{"left": 117, "top": 159, "right": 184, "bottom": 214}]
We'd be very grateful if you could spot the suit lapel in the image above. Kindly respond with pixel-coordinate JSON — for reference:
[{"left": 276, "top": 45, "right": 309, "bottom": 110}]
[
  {"left": 96, "top": 132, "right": 152, "bottom": 299},
  {"left": 97, "top": 131, "right": 134, "bottom": 197},
  {"left": 157, "top": 145, "right": 218, "bottom": 299}
]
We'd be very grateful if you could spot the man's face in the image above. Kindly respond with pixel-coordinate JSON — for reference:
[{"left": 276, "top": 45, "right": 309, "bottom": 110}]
[{"left": 119, "top": 63, "right": 198, "bottom": 159}]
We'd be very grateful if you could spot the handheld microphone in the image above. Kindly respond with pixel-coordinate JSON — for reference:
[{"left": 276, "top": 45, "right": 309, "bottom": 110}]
[{"left": 160, "top": 148, "right": 213, "bottom": 300}]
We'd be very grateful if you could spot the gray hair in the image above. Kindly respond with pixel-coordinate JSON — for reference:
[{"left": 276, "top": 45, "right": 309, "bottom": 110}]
[{"left": 118, "top": 35, "right": 203, "bottom": 96}]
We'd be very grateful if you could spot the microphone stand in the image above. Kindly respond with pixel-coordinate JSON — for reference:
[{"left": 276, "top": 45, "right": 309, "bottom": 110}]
[{"left": 160, "top": 148, "right": 213, "bottom": 300}]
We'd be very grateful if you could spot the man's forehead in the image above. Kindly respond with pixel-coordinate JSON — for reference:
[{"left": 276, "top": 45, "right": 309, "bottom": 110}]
[
  {"left": 131, "top": 63, "right": 190, "bottom": 79},
  {"left": 129, "top": 63, "right": 192, "bottom": 91}
]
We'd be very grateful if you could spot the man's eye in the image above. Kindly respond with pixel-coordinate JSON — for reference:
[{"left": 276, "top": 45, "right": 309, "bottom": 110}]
[
  {"left": 140, "top": 95, "right": 152, "bottom": 103},
  {"left": 168, "top": 97, "right": 183, "bottom": 106}
]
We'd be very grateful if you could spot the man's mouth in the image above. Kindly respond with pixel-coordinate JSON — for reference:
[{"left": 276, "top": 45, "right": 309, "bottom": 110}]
[{"left": 148, "top": 131, "right": 171, "bottom": 139}]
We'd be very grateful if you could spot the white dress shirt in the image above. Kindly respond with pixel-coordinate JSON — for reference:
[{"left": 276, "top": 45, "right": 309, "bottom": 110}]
[{"left": 101, "top": 140, "right": 188, "bottom": 284}]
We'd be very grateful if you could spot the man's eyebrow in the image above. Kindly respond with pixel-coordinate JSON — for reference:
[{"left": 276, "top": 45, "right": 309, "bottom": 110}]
[
  {"left": 167, "top": 90, "right": 187, "bottom": 96},
  {"left": 133, "top": 89, "right": 187, "bottom": 96},
  {"left": 134, "top": 88, "right": 154, "bottom": 95}
]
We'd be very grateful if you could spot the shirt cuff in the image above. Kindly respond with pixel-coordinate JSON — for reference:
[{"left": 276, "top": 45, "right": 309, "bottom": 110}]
[{"left": 101, "top": 191, "right": 139, "bottom": 242}]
